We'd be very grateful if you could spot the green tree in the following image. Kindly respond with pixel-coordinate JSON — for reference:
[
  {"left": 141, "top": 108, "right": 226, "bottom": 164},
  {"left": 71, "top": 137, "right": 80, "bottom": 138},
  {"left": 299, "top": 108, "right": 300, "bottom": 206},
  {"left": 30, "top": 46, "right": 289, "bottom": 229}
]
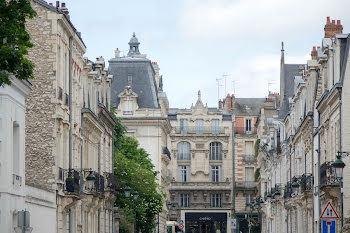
[
  {"left": 0, "top": 0, "right": 36, "bottom": 86},
  {"left": 113, "top": 114, "right": 164, "bottom": 233}
]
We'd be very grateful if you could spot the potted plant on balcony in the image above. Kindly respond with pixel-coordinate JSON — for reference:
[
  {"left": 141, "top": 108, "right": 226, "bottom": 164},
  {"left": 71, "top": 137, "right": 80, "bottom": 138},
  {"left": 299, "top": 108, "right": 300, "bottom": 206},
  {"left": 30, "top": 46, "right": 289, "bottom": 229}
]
[{"left": 65, "top": 176, "right": 75, "bottom": 192}]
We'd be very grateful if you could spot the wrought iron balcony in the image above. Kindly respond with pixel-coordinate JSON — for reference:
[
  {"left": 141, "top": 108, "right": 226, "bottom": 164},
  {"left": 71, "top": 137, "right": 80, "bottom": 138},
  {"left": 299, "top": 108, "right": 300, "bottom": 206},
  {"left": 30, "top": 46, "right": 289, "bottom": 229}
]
[
  {"left": 169, "top": 181, "right": 231, "bottom": 191},
  {"left": 243, "top": 154, "right": 257, "bottom": 163},
  {"left": 64, "top": 169, "right": 80, "bottom": 194},
  {"left": 283, "top": 182, "right": 292, "bottom": 199},
  {"left": 104, "top": 172, "right": 119, "bottom": 192},
  {"left": 235, "top": 181, "right": 257, "bottom": 190},
  {"left": 83, "top": 170, "right": 105, "bottom": 195},
  {"left": 174, "top": 126, "right": 225, "bottom": 135},
  {"left": 320, "top": 162, "right": 339, "bottom": 188},
  {"left": 234, "top": 127, "right": 257, "bottom": 135},
  {"left": 301, "top": 173, "right": 313, "bottom": 192}
]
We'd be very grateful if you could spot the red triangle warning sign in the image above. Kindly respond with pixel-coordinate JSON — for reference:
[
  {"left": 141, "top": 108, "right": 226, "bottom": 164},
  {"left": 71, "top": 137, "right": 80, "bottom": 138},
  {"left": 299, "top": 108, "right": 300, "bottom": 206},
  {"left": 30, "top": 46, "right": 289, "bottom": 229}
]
[{"left": 320, "top": 201, "right": 339, "bottom": 219}]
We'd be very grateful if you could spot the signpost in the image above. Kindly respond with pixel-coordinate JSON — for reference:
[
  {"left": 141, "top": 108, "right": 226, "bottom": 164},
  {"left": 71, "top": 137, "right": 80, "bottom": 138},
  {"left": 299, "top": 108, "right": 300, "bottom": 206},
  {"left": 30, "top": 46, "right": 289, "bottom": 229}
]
[
  {"left": 230, "top": 219, "right": 236, "bottom": 229},
  {"left": 320, "top": 201, "right": 339, "bottom": 233}
]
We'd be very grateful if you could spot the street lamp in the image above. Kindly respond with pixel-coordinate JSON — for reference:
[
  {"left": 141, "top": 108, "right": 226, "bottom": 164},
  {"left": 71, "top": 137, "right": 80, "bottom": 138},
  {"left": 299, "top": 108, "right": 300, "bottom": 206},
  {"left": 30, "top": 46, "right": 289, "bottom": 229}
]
[
  {"left": 332, "top": 153, "right": 346, "bottom": 229},
  {"left": 274, "top": 189, "right": 281, "bottom": 201},
  {"left": 86, "top": 171, "right": 96, "bottom": 190},
  {"left": 124, "top": 186, "right": 131, "bottom": 198},
  {"left": 124, "top": 187, "right": 139, "bottom": 233}
]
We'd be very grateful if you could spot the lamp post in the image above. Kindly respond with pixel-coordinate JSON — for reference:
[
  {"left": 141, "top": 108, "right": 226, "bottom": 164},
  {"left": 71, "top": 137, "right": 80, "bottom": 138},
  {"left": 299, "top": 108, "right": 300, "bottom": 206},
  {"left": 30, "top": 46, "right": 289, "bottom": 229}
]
[
  {"left": 86, "top": 170, "right": 96, "bottom": 191},
  {"left": 124, "top": 187, "right": 139, "bottom": 233},
  {"left": 291, "top": 177, "right": 299, "bottom": 195},
  {"left": 332, "top": 153, "right": 346, "bottom": 229}
]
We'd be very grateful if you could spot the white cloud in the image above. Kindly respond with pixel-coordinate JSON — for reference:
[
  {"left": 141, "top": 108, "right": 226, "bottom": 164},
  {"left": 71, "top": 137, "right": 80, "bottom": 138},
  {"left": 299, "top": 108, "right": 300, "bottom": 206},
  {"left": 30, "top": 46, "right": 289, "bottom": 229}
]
[{"left": 179, "top": 0, "right": 350, "bottom": 39}]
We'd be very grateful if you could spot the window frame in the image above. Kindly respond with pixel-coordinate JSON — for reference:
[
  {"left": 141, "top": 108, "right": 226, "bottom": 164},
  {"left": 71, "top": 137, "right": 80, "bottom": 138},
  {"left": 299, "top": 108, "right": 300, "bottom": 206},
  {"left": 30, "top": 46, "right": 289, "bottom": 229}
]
[
  {"left": 210, "top": 142, "right": 222, "bottom": 160},
  {"left": 178, "top": 141, "right": 190, "bottom": 160},
  {"left": 210, "top": 193, "right": 222, "bottom": 208}
]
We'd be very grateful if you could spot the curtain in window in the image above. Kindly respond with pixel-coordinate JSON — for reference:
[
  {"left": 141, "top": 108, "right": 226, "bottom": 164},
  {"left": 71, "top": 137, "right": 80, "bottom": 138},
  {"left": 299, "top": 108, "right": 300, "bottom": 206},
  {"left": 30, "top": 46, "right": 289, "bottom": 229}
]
[
  {"left": 210, "top": 142, "right": 222, "bottom": 160},
  {"left": 178, "top": 142, "right": 190, "bottom": 160}
]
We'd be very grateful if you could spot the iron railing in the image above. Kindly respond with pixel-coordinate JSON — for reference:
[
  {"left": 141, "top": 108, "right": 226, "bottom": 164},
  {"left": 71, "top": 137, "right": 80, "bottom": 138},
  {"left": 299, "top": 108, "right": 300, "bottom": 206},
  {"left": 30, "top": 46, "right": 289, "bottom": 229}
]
[
  {"left": 174, "top": 126, "right": 225, "bottom": 135},
  {"left": 301, "top": 173, "right": 313, "bottom": 192},
  {"left": 64, "top": 169, "right": 80, "bottom": 194},
  {"left": 320, "top": 161, "right": 339, "bottom": 187},
  {"left": 105, "top": 172, "right": 119, "bottom": 191},
  {"left": 234, "top": 127, "right": 257, "bottom": 135},
  {"left": 283, "top": 182, "right": 292, "bottom": 199},
  {"left": 235, "top": 181, "right": 257, "bottom": 190},
  {"left": 243, "top": 154, "right": 257, "bottom": 163}
]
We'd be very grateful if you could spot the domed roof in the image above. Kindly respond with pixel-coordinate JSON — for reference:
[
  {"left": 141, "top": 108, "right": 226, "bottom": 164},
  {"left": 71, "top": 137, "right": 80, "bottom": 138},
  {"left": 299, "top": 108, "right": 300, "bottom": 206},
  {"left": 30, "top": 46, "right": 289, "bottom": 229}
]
[{"left": 129, "top": 32, "right": 140, "bottom": 45}]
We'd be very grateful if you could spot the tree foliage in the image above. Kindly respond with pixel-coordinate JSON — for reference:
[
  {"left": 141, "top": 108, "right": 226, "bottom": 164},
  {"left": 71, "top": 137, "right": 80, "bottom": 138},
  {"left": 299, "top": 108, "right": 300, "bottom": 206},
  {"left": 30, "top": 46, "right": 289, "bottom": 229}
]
[
  {"left": 113, "top": 113, "right": 164, "bottom": 233},
  {"left": 0, "top": 0, "right": 36, "bottom": 86}
]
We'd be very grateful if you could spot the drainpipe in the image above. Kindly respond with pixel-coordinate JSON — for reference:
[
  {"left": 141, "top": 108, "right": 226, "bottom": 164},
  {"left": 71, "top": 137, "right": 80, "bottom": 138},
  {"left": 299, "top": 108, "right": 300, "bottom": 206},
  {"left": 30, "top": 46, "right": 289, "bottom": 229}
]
[
  {"left": 311, "top": 115, "right": 315, "bottom": 233},
  {"left": 338, "top": 87, "right": 343, "bottom": 228},
  {"left": 317, "top": 114, "right": 321, "bottom": 233},
  {"left": 68, "top": 36, "right": 74, "bottom": 233},
  {"left": 232, "top": 117, "right": 236, "bottom": 230}
]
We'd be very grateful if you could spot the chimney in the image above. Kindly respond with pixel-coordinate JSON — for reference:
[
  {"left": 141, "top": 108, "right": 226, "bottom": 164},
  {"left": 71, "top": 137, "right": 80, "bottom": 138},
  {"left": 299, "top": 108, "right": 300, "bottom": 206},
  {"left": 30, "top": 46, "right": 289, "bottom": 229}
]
[
  {"left": 311, "top": 46, "right": 317, "bottom": 60},
  {"left": 225, "top": 94, "right": 232, "bottom": 112},
  {"left": 49, "top": 2, "right": 53, "bottom": 6},
  {"left": 115, "top": 48, "right": 120, "bottom": 58},
  {"left": 231, "top": 94, "right": 235, "bottom": 109},
  {"left": 324, "top": 16, "right": 343, "bottom": 38},
  {"left": 218, "top": 99, "right": 223, "bottom": 109},
  {"left": 56, "top": 1, "right": 59, "bottom": 8},
  {"left": 60, "top": 2, "right": 69, "bottom": 15}
]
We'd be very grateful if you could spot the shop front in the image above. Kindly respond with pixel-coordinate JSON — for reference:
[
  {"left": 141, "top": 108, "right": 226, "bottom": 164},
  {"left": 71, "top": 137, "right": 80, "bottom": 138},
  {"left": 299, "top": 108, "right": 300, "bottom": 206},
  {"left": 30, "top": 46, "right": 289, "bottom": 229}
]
[{"left": 184, "top": 212, "right": 228, "bottom": 233}]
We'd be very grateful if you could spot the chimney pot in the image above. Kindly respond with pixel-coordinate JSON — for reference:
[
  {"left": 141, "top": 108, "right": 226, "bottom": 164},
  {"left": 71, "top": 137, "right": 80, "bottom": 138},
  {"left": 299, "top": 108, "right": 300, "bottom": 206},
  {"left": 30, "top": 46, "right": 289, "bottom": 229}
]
[
  {"left": 61, "top": 2, "right": 65, "bottom": 7},
  {"left": 56, "top": 1, "right": 59, "bottom": 7},
  {"left": 327, "top": 16, "right": 330, "bottom": 24},
  {"left": 49, "top": 2, "right": 53, "bottom": 6},
  {"left": 332, "top": 20, "right": 335, "bottom": 24},
  {"left": 317, "top": 46, "right": 320, "bottom": 49},
  {"left": 337, "top": 20, "right": 341, "bottom": 25}
]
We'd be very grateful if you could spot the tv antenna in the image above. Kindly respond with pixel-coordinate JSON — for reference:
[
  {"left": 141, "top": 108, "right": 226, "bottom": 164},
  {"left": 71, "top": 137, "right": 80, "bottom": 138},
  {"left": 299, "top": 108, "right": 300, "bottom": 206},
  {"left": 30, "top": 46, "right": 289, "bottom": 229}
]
[
  {"left": 231, "top": 80, "right": 237, "bottom": 94},
  {"left": 222, "top": 74, "right": 231, "bottom": 95},
  {"left": 216, "top": 77, "right": 223, "bottom": 103}
]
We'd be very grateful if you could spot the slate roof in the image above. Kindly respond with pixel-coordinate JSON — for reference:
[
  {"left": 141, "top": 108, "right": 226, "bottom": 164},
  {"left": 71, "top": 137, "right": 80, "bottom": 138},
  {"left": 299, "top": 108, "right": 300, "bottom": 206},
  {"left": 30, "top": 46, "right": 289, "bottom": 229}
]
[
  {"left": 279, "top": 64, "right": 303, "bottom": 119},
  {"left": 109, "top": 56, "right": 159, "bottom": 109},
  {"left": 230, "top": 98, "right": 265, "bottom": 116}
]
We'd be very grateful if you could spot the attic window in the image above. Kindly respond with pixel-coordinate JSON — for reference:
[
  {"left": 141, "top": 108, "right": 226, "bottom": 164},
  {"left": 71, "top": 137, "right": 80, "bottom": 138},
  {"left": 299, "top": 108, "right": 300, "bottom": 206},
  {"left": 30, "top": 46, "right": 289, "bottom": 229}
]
[{"left": 127, "top": 74, "right": 132, "bottom": 84}]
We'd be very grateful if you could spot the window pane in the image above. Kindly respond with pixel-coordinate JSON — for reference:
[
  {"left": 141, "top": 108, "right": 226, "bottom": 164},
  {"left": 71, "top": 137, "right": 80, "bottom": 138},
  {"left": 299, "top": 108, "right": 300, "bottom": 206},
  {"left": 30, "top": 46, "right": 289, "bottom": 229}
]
[
  {"left": 210, "top": 142, "right": 222, "bottom": 160},
  {"left": 178, "top": 142, "right": 190, "bottom": 160},
  {"left": 196, "top": 120, "right": 203, "bottom": 134}
]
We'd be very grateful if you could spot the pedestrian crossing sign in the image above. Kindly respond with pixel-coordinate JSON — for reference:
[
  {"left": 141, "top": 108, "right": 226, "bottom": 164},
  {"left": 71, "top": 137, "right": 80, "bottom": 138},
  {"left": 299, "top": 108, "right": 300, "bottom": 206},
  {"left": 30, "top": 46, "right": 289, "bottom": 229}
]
[{"left": 320, "top": 201, "right": 339, "bottom": 219}]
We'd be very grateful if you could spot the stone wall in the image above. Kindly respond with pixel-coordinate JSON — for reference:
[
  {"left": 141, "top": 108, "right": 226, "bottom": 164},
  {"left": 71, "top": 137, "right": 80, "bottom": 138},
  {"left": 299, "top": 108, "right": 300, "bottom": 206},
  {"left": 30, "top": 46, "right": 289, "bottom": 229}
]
[{"left": 25, "top": 1, "right": 57, "bottom": 191}]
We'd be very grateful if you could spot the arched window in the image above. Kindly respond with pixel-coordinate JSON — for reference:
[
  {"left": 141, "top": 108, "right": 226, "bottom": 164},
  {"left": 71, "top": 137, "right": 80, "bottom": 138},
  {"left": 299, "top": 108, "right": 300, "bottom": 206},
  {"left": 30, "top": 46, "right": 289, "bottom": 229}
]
[
  {"left": 178, "top": 142, "right": 190, "bottom": 160},
  {"left": 210, "top": 142, "right": 222, "bottom": 160}
]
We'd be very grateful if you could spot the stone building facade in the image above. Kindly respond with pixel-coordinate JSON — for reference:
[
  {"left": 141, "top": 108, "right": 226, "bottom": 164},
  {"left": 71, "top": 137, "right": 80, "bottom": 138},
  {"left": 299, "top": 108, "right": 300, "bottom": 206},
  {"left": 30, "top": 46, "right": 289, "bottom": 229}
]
[
  {"left": 109, "top": 34, "right": 172, "bottom": 233},
  {"left": 219, "top": 95, "right": 265, "bottom": 233},
  {"left": 0, "top": 78, "right": 32, "bottom": 233},
  {"left": 167, "top": 91, "right": 234, "bottom": 233},
  {"left": 257, "top": 16, "right": 350, "bottom": 233},
  {"left": 25, "top": 1, "right": 117, "bottom": 233}
]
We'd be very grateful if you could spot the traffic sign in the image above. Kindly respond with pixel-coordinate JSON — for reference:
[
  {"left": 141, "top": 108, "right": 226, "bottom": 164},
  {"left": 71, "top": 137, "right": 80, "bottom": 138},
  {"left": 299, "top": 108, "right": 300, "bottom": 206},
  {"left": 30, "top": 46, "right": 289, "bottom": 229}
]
[
  {"left": 230, "top": 219, "right": 236, "bottom": 229},
  {"left": 322, "top": 220, "right": 336, "bottom": 233},
  {"left": 320, "top": 201, "right": 339, "bottom": 219},
  {"left": 178, "top": 224, "right": 184, "bottom": 231},
  {"left": 178, "top": 220, "right": 184, "bottom": 225}
]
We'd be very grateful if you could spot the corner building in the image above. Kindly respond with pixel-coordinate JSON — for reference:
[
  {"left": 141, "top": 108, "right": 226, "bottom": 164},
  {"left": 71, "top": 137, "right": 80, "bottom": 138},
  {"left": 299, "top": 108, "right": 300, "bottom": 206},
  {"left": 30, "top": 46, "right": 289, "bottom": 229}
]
[{"left": 167, "top": 92, "right": 234, "bottom": 233}]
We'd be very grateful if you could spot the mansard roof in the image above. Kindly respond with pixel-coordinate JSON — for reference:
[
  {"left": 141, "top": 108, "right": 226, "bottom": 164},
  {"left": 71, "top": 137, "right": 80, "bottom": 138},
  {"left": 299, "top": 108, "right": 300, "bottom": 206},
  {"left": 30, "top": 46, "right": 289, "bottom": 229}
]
[{"left": 230, "top": 98, "right": 265, "bottom": 116}]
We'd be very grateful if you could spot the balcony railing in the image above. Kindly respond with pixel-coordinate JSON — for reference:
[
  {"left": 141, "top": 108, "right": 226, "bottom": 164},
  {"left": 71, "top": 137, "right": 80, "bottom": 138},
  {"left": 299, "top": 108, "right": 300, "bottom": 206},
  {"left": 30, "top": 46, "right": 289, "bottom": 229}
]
[
  {"left": 171, "top": 181, "right": 230, "bottom": 186},
  {"left": 64, "top": 169, "right": 80, "bottom": 194},
  {"left": 301, "top": 173, "right": 313, "bottom": 192},
  {"left": 65, "top": 93, "right": 69, "bottom": 106},
  {"left": 83, "top": 171, "right": 105, "bottom": 194},
  {"left": 105, "top": 172, "right": 119, "bottom": 192},
  {"left": 283, "top": 182, "right": 292, "bottom": 199},
  {"left": 320, "top": 162, "right": 339, "bottom": 188},
  {"left": 235, "top": 181, "right": 257, "bottom": 190},
  {"left": 243, "top": 154, "right": 257, "bottom": 163},
  {"left": 13, "top": 174, "right": 22, "bottom": 186},
  {"left": 174, "top": 126, "right": 225, "bottom": 135},
  {"left": 234, "top": 127, "right": 257, "bottom": 135}
]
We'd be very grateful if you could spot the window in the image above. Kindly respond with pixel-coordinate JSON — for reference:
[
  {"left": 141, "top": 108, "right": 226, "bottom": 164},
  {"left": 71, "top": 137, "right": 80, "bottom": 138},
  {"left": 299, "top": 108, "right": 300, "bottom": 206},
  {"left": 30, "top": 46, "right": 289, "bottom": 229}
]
[
  {"left": 245, "top": 167, "right": 254, "bottom": 183},
  {"left": 196, "top": 119, "right": 203, "bottom": 134},
  {"left": 245, "top": 194, "right": 254, "bottom": 211},
  {"left": 178, "top": 142, "right": 190, "bottom": 160},
  {"left": 13, "top": 122, "right": 20, "bottom": 175},
  {"left": 212, "top": 119, "right": 219, "bottom": 134},
  {"left": 245, "top": 141, "right": 253, "bottom": 156},
  {"left": 210, "top": 194, "right": 222, "bottom": 208},
  {"left": 123, "top": 98, "right": 134, "bottom": 115},
  {"left": 178, "top": 165, "right": 190, "bottom": 182},
  {"left": 127, "top": 74, "right": 132, "bottom": 84},
  {"left": 245, "top": 119, "right": 252, "bottom": 133},
  {"left": 210, "top": 142, "right": 222, "bottom": 160},
  {"left": 178, "top": 193, "right": 190, "bottom": 207},
  {"left": 210, "top": 166, "right": 221, "bottom": 182},
  {"left": 180, "top": 119, "right": 188, "bottom": 133}
]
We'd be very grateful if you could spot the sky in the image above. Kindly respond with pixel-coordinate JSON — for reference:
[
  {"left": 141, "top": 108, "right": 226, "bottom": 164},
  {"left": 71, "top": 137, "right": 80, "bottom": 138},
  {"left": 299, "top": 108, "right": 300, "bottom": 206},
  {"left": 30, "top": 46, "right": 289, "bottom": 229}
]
[{"left": 64, "top": 0, "right": 350, "bottom": 108}]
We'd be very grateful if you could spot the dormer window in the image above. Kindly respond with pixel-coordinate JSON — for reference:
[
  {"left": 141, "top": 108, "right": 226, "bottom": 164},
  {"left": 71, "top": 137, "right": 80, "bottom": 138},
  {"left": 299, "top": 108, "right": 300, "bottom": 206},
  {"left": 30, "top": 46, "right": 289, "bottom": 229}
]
[
  {"left": 128, "top": 75, "right": 132, "bottom": 84},
  {"left": 123, "top": 97, "right": 133, "bottom": 115}
]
